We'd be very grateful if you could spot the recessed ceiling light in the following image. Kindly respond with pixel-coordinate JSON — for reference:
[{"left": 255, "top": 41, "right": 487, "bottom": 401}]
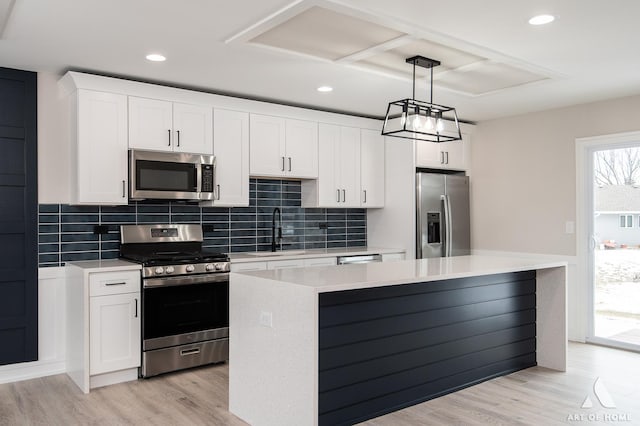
[
  {"left": 528, "top": 14, "right": 555, "bottom": 25},
  {"left": 317, "top": 86, "right": 333, "bottom": 93},
  {"left": 146, "top": 53, "right": 166, "bottom": 62}
]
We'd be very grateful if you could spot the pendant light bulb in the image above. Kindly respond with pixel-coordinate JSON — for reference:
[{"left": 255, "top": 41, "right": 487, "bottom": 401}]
[
  {"left": 424, "top": 113, "right": 435, "bottom": 132},
  {"left": 412, "top": 106, "right": 423, "bottom": 130},
  {"left": 436, "top": 115, "right": 445, "bottom": 133},
  {"left": 400, "top": 104, "right": 407, "bottom": 127},
  {"left": 412, "top": 114, "right": 422, "bottom": 130}
]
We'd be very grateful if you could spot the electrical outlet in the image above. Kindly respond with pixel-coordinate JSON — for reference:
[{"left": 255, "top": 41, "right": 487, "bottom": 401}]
[
  {"left": 259, "top": 311, "right": 273, "bottom": 328},
  {"left": 565, "top": 221, "right": 575, "bottom": 234}
]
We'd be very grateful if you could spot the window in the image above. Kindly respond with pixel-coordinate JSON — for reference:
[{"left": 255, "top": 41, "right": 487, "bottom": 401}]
[{"left": 619, "top": 214, "right": 633, "bottom": 228}]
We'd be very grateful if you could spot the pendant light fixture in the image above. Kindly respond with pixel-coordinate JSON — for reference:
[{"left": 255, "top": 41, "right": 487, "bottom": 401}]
[{"left": 382, "top": 55, "right": 461, "bottom": 143}]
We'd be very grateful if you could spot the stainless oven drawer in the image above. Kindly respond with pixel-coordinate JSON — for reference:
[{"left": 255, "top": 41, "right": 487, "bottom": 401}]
[{"left": 141, "top": 338, "right": 229, "bottom": 378}]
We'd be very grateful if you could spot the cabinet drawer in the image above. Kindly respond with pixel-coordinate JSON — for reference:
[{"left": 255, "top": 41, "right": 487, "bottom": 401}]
[
  {"left": 231, "top": 262, "right": 267, "bottom": 272},
  {"left": 267, "top": 259, "right": 304, "bottom": 270},
  {"left": 303, "top": 257, "right": 337, "bottom": 267},
  {"left": 89, "top": 270, "right": 140, "bottom": 297}
]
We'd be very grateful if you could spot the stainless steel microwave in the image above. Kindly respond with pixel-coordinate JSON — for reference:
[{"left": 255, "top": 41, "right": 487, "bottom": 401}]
[{"left": 129, "top": 149, "right": 215, "bottom": 201}]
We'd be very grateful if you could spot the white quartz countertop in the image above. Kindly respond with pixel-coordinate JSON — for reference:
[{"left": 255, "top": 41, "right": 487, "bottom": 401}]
[
  {"left": 229, "top": 246, "right": 405, "bottom": 263},
  {"left": 65, "top": 259, "right": 141, "bottom": 272},
  {"left": 231, "top": 255, "right": 567, "bottom": 293}
]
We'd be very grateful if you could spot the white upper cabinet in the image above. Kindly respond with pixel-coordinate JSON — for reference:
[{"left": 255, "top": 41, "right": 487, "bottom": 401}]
[
  {"left": 415, "top": 133, "right": 469, "bottom": 170},
  {"left": 73, "top": 89, "right": 128, "bottom": 205},
  {"left": 304, "top": 124, "right": 361, "bottom": 208},
  {"left": 249, "top": 114, "right": 318, "bottom": 178},
  {"left": 360, "top": 129, "right": 385, "bottom": 208},
  {"left": 128, "top": 97, "right": 213, "bottom": 154},
  {"left": 212, "top": 109, "right": 250, "bottom": 206},
  {"left": 284, "top": 118, "right": 318, "bottom": 178},
  {"left": 249, "top": 114, "right": 286, "bottom": 176},
  {"left": 173, "top": 102, "right": 213, "bottom": 154},
  {"left": 338, "top": 126, "right": 361, "bottom": 207}
]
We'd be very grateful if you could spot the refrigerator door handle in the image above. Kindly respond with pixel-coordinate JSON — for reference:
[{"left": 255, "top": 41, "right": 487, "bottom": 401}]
[{"left": 441, "top": 194, "right": 452, "bottom": 257}]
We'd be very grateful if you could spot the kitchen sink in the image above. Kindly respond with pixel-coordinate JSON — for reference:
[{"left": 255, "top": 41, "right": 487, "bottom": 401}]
[{"left": 245, "top": 250, "right": 307, "bottom": 257}]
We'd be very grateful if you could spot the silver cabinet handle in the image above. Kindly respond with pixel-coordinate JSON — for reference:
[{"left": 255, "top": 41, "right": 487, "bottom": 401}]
[
  {"left": 342, "top": 189, "right": 346, "bottom": 202},
  {"left": 336, "top": 189, "right": 340, "bottom": 203},
  {"left": 134, "top": 298, "right": 138, "bottom": 318},
  {"left": 288, "top": 157, "right": 292, "bottom": 171},
  {"left": 281, "top": 156, "right": 285, "bottom": 171},
  {"left": 176, "top": 130, "right": 180, "bottom": 147},
  {"left": 105, "top": 281, "right": 126, "bottom": 286},
  {"left": 216, "top": 184, "right": 221, "bottom": 200},
  {"left": 440, "top": 151, "right": 445, "bottom": 164},
  {"left": 122, "top": 180, "right": 126, "bottom": 198},
  {"left": 446, "top": 151, "right": 449, "bottom": 164},
  {"left": 180, "top": 348, "right": 201, "bottom": 356},
  {"left": 363, "top": 190, "right": 367, "bottom": 204},
  {"left": 168, "top": 129, "right": 171, "bottom": 146}
]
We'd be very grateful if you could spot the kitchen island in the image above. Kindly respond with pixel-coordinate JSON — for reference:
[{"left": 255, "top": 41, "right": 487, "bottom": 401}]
[{"left": 229, "top": 255, "right": 567, "bottom": 426}]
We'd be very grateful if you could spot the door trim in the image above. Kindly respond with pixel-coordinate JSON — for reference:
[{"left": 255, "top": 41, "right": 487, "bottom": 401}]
[{"left": 576, "top": 130, "right": 640, "bottom": 349}]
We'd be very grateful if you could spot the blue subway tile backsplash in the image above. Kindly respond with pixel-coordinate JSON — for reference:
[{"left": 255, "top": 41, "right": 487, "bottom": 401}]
[{"left": 38, "top": 179, "right": 367, "bottom": 267}]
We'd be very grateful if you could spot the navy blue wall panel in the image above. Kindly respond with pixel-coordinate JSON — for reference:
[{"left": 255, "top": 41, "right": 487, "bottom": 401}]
[
  {"left": 318, "top": 271, "right": 537, "bottom": 425},
  {"left": 0, "top": 67, "right": 38, "bottom": 365}
]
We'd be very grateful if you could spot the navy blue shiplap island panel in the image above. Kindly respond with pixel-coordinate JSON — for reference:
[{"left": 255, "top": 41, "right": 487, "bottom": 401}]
[
  {"left": 0, "top": 68, "right": 38, "bottom": 365},
  {"left": 318, "top": 271, "right": 537, "bottom": 425}
]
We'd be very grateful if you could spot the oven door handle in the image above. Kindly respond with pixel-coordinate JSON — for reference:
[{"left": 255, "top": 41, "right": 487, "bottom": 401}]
[{"left": 143, "top": 273, "right": 229, "bottom": 288}]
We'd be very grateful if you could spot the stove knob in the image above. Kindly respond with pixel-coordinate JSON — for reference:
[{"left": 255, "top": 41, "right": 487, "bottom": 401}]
[
  {"left": 185, "top": 265, "right": 195, "bottom": 273},
  {"left": 205, "top": 264, "right": 215, "bottom": 271},
  {"left": 215, "top": 263, "right": 224, "bottom": 271},
  {"left": 165, "top": 266, "right": 175, "bottom": 274},
  {"left": 154, "top": 267, "right": 164, "bottom": 275}
]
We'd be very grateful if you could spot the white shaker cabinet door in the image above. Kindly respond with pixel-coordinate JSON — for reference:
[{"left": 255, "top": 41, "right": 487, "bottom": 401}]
[
  {"left": 89, "top": 292, "right": 141, "bottom": 376},
  {"left": 249, "top": 114, "right": 286, "bottom": 177},
  {"left": 173, "top": 102, "right": 213, "bottom": 155},
  {"left": 213, "top": 109, "right": 249, "bottom": 206},
  {"left": 360, "top": 129, "right": 385, "bottom": 208},
  {"left": 317, "top": 123, "right": 340, "bottom": 207},
  {"left": 338, "top": 126, "right": 361, "bottom": 207},
  {"left": 75, "top": 89, "right": 128, "bottom": 205},
  {"left": 284, "top": 119, "right": 318, "bottom": 178},
  {"left": 128, "top": 96, "right": 173, "bottom": 151}
]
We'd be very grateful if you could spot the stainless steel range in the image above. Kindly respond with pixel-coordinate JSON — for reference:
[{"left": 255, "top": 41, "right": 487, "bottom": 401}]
[{"left": 119, "top": 224, "right": 229, "bottom": 378}]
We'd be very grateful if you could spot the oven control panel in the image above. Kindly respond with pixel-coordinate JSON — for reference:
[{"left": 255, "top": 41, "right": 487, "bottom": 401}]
[{"left": 143, "top": 262, "right": 230, "bottom": 277}]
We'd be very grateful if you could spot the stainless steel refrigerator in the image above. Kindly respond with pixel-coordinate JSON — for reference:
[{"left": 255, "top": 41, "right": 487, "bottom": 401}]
[{"left": 416, "top": 171, "right": 470, "bottom": 258}]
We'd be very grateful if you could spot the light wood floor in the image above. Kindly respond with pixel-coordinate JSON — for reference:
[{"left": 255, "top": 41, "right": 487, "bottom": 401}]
[{"left": 1, "top": 343, "right": 638, "bottom": 425}]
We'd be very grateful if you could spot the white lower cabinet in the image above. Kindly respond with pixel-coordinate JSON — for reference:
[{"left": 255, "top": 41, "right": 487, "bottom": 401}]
[
  {"left": 381, "top": 252, "right": 405, "bottom": 262},
  {"left": 66, "top": 262, "right": 141, "bottom": 393},
  {"left": 231, "top": 261, "right": 267, "bottom": 272},
  {"left": 89, "top": 292, "right": 140, "bottom": 375}
]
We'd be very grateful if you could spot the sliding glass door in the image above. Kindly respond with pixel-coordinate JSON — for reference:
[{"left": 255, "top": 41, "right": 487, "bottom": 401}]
[{"left": 588, "top": 145, "right": 640, "bottom": 351}]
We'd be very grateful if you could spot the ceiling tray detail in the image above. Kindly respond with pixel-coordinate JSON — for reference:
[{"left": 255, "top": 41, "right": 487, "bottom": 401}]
[{"left": 226, "top": 0, "right": 558, "bottom": 97}]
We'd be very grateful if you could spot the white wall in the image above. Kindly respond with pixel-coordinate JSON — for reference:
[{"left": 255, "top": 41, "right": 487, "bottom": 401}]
[
  {"left": 471, "top": 93, "right": 640, "bottom": 341},
  {"left": 0, "top": 268, "right": 66, "bottom": 384},
  {"left": 37, "top": 72, "right": 70, "bottom": 203}
]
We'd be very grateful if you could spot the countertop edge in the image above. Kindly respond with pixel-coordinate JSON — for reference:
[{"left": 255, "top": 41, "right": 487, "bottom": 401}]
[
  {"left": 65, "top": 259, "right": 142, "bottom": 272},
  {"left": 232, "top": 255, "right": 568, "bottom": 293},
  {"left": 229, "top": 247, "right": 405, "bottom": 263}
]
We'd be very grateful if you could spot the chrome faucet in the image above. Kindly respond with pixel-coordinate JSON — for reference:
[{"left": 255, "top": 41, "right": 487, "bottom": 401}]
[{"left": 271, "top": 207, "right": 282, "bottom": 252}]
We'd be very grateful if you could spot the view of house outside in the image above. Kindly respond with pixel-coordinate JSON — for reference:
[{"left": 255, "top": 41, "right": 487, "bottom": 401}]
[{"left": 594, "top": 148, "right": 640, "bottom": 346}]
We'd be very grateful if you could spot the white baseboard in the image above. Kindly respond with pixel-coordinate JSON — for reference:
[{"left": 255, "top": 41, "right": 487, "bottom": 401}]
[{"left": 0, "top": 360, "right": 66, "bottom": 385}]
